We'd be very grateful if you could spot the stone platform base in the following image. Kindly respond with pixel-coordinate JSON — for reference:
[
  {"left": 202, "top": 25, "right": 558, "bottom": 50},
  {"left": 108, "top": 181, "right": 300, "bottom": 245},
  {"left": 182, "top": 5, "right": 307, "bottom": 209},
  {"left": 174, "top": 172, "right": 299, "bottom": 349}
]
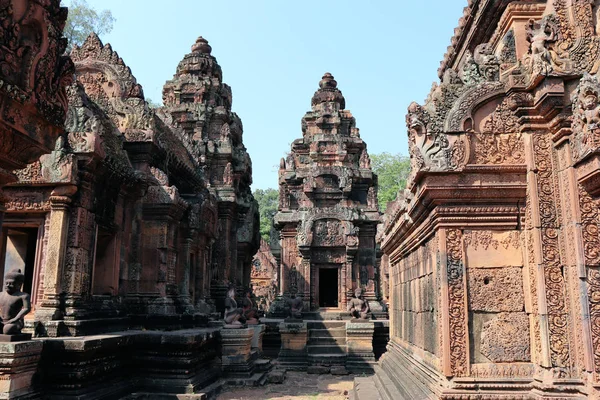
[
  {"left": 221, "top": 326, "right": 272, "bottom": 387},
  {"left": 0, "top": 333, "right": 32, "bottom": 342},
  {"left": 0, "top": 340, "right": 43, "bottom": 399},
  {"left": 353, "top": 340, "right": 594, "bottom": 399},
  {"left": 37, "top": 328, "right": 221, "bottom": 399}
]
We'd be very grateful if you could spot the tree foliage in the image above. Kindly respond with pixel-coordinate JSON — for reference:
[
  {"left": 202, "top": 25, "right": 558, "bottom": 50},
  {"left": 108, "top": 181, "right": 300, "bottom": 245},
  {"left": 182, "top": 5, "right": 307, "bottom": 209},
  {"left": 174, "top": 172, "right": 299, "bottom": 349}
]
[
  {"left": 371, "top": 152, "right": 411, "bottom": 212},
  {"left": 64, "top": 0, "right": 115, "bottom": 52},
  {"left": 253, "top": 188, "right": 279, "bottom": 242}
]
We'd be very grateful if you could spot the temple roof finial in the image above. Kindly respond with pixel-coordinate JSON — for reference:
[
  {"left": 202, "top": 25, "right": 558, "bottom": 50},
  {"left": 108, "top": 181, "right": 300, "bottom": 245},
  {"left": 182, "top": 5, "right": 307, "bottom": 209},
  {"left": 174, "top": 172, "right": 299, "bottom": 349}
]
[
  {"left": 191, "top": 36, "right": 212, "bottom": 54},
  {"left": 311, "top": 72, "right": 345, "bottom": 109},
  {"left": 319, "top": 72, "right": 338, "bottom": 89}
]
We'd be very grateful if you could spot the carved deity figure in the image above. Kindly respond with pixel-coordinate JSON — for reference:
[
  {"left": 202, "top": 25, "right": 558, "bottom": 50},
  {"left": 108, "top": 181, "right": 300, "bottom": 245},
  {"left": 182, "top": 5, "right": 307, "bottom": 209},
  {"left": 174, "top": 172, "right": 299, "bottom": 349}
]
[
  {"left": 581, "top": 90, "right": 600, "bottom": 134},
  {"left": 0, "top": 269, "right": 31, "bottom": 335},
  {"left": 572, "top": 73, "right": 600, "bottom": 159},
  {"left": 347, "top": 287, "right": 370, "bottom": 321},
  {"left": 474, "top": 43, "right": 500, "bottom": 82},
  {"left": 224, "top": 285, "right": 246, "bottom": 326},
  {"left": 223, "top": 162, "right": 233, "bottom": 185},
  {"left": 242, "top": 288, "right": 259, "bottom": 325},
  {"left": 525, "top": 16, "right": 564, "bottom": 75},
  {"left": 288, "top": 288, "right": 303, "bottom": 320}
]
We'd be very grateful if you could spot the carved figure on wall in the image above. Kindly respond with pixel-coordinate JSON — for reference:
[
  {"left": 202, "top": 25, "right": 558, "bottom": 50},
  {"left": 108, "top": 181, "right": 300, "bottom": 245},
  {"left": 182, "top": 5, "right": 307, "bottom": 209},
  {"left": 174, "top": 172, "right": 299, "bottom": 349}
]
[
  {"left": 572, "top": 73, "right": 600, "bottom": 159},
  {"left": 524, "top": 15, "right": 566, "bottom": 75},
  {"left": 406, "top": 102, "right": 450, "bottom": 171},
  {"left": 474, "top": 43, "right": 500, "bottom": 82},
  {"left": 289, "top": 265, "right": 298, "bottom": 291},
  {"left": 224, "top": 284, "right": 246, "bottom": 327},
  {"left": 347, "top": 287, "right": 370, "bottom": 321},
  {"left": 359, "top": 150, "right": 371, "bottom": 169},
  {"left": 0, "top": 269, "right": 31, "bottom": 336},
  {"left": 242, "top": 288, "right": 259, "bottom": 325},
  {"left": 223, "top": 162, "right": 233, "bottom": 185}
]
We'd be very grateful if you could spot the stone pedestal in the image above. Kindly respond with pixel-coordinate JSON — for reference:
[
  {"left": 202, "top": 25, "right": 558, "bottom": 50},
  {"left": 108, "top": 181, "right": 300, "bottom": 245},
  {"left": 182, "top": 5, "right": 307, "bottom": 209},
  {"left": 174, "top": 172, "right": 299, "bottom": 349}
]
[
  {"left": 250, "top": 324, "right": 266, "bottom": 354},
  {"left": 346, "top": 321, "right": 375, "bottom": 373},
  {"left": 278, "top": 321, "right": 308, "bottom": 371},
  {"left": 220, "top": 327, "right": 255, "bottom": 378},
  {"left": 0, "top": 340, "right": 43, "bottom": 399}
]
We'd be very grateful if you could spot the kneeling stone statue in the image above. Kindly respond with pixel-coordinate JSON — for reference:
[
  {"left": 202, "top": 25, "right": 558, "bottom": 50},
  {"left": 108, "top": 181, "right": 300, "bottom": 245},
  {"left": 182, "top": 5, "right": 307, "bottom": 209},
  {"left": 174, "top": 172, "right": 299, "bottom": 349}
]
[{"left": 0, "top": 269, "right": 31, "bottom": 339}]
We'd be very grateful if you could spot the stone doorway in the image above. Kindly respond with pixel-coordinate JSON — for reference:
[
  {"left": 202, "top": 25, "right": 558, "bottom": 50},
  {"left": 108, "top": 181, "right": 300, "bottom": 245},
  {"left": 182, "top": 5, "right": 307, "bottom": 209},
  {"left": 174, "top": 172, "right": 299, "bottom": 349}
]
[
  {"left": 0, "top": 226, "right": 40, "bottom": 300},
  {"left": 319, "top": 267, "right": 338, "bottom": 308}
]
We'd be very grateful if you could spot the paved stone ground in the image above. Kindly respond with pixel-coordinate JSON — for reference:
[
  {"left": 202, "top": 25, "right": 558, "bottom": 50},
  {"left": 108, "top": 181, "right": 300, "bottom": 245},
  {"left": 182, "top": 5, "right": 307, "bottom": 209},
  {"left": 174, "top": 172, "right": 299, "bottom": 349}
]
[{"left": 217, "top": 371, "right": 354, "bottom": 400}]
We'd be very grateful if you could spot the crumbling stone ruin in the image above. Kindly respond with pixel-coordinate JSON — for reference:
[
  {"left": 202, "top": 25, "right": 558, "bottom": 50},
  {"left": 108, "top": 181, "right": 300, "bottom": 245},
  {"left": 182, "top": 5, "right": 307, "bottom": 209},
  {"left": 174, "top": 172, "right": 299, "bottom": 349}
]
[{"left": 355, "top": 1, "right": 600, "bottom": 399}]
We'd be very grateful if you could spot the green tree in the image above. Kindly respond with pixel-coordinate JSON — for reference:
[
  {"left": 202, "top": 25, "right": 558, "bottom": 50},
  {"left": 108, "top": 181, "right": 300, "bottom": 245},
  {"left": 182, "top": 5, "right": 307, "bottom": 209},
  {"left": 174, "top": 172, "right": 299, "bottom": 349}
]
[
  {"left": 64, "top": 0, "right": 115, "bottom": 52},
  {"left": 146, "top": 98, "right": 162, "bottom": 109},
  {"left": 253, "top": 188, "right": 279, "bottom": 242},
  {"left": 371, "top": 152, "right": 411, "bottom": 212}
]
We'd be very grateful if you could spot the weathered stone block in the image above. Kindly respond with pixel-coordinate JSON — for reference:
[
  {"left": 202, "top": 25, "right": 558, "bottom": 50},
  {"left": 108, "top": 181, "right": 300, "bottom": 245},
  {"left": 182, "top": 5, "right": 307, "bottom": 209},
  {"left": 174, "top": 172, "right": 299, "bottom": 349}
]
[
  {"left": 480, "top": 312, "right": 530, "bottom": 362},
  {"left": 464, "top": 231, "right": 522, "bottom": 268},
  {"left": 0, "top": 340, "right": 42, "bottom": 399},
  {"left": 307, "top": 365, "right": 330, "bottom": 374},
  {"left": 468, "top": 267, "right": 524, "bottom": 312},
  {"left": 267, "top": 369, "right": 286, "bottom": 383},
  {"left": 346, "top": 321, "right": 375, "bottom": 373},
  {"left": 278, "top": 322, "right": 308, "bottom": 370},
  {"left": 220, "top": 327, "right": 255, "bottom": 377}
]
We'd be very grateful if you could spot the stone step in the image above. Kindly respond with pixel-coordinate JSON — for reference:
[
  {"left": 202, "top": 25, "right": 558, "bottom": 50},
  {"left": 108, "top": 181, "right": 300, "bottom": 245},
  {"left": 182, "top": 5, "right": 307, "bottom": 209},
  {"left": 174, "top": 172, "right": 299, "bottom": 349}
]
[
  {"left": 308, "top": 336, "right": 347, "bottom": 346},
  {"left": 308, "top": 328, "right": 346, "bottom": 338},
  {"left": 307, "top": 321, "right": 346, "bottom": 329},
  {"left": 307, "top": 344, "right": 346, "bottom": 355},
  {"left": 254, "top": 358, "right": 272, "bottom": 372},
  {"left": 352, "top": 376, "right": 383, "bottom": 400},
  {"left": 307, "top": 353, "right": 347, "bottom": 366}
]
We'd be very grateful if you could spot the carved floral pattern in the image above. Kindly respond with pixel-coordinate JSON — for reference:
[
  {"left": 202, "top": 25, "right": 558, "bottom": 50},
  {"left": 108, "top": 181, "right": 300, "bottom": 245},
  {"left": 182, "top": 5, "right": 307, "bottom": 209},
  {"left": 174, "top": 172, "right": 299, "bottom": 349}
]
[
  {"left": 532, "top": 133, "right": 570, "bottom": 368},
  {"left": 446, "top": 229, "right": 468, "bottom": 376}
]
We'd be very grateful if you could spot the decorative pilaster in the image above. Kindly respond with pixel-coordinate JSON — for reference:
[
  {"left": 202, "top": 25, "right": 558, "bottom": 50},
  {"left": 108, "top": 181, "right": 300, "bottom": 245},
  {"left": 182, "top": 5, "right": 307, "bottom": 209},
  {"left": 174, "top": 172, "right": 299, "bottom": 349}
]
[
  {"left": 36, "top": 185, "right": 77, "bottom": 321},
  {"left": 440, "top": 228, "right": 469, "bottom": 377}
]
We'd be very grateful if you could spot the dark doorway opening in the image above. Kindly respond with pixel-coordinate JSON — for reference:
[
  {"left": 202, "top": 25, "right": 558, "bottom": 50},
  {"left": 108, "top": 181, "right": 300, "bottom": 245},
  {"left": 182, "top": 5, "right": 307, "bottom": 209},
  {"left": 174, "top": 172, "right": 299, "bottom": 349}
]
[
  {"left": 1, "top": 227, "right": 38, "bottom": 295},
  {"left": 319, "top": 268, "right": 338, "bottom": 307}
]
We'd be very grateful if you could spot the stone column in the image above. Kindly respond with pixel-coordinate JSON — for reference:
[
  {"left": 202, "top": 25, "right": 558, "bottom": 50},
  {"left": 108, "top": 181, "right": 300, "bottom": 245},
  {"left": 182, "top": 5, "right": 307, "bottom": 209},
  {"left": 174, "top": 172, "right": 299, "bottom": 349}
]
[
  {"left": 178, "top": 235, "right": 194, "bottom": 312},
  {"left": 299, "top": 253, "right": 311, "bottom": 309},
  {"left": 36, "top": 185, "right": 77, "bottom": 321},
  {"left": 344, "top": 254, "right": 355, "bottom": 310}
]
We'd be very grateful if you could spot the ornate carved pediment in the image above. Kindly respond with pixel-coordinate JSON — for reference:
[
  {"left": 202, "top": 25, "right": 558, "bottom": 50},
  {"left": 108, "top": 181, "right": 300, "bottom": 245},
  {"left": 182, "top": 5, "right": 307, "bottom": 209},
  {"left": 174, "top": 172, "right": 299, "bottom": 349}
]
[
  {"left": 0, "top": 0, "right": 74, "bottom": 170},
  {"left": 406, "top": 102, "right": 466, "bottom": 175},
  {"left": 71, "top": 34, "right": 155, "bottom": 142}
]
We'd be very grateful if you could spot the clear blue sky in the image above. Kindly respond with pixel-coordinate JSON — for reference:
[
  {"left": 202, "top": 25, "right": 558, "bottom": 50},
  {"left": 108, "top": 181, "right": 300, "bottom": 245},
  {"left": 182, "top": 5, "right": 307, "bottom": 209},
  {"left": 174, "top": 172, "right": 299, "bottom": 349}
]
[{"left": 64, "top": 0, "right": 467, "bottom": 190}]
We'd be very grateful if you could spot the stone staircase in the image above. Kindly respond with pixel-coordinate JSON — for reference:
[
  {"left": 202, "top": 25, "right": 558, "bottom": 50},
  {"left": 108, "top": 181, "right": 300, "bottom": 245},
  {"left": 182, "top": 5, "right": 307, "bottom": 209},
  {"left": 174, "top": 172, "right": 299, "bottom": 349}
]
[{"left": 306, "top": 321, "right": 348, "bottom": 374}]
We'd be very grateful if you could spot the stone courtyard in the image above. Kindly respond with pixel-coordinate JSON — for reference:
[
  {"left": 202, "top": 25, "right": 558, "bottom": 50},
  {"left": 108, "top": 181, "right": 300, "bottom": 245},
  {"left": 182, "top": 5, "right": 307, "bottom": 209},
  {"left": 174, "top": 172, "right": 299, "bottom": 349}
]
[
  {"left": 217, "top": 371, "right": 353, "bottom": 400},
  {"left": 4, "top": 0, "right": 600, "bottom": 398}
]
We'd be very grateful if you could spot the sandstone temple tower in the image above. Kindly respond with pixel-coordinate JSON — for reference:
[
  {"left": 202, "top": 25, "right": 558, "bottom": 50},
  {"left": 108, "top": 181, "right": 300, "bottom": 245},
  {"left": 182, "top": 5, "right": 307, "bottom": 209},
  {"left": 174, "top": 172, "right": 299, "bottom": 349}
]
[
  {"left": 274, "top": 73, "right": 381, "bottom": 312},
  {"left": 162, "top": 37, "right": 260, "bottom": 309}
]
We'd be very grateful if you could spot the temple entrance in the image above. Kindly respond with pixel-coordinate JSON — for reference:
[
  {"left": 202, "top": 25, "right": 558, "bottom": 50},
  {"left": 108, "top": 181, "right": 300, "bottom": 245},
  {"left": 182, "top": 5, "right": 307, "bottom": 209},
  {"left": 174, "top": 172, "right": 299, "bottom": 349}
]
[
  {"left": 319, "top": 267, "right": 338, "bottom": 308},
  {"left": 0, "top": 226, "right": 39, "bottom": 298}
]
